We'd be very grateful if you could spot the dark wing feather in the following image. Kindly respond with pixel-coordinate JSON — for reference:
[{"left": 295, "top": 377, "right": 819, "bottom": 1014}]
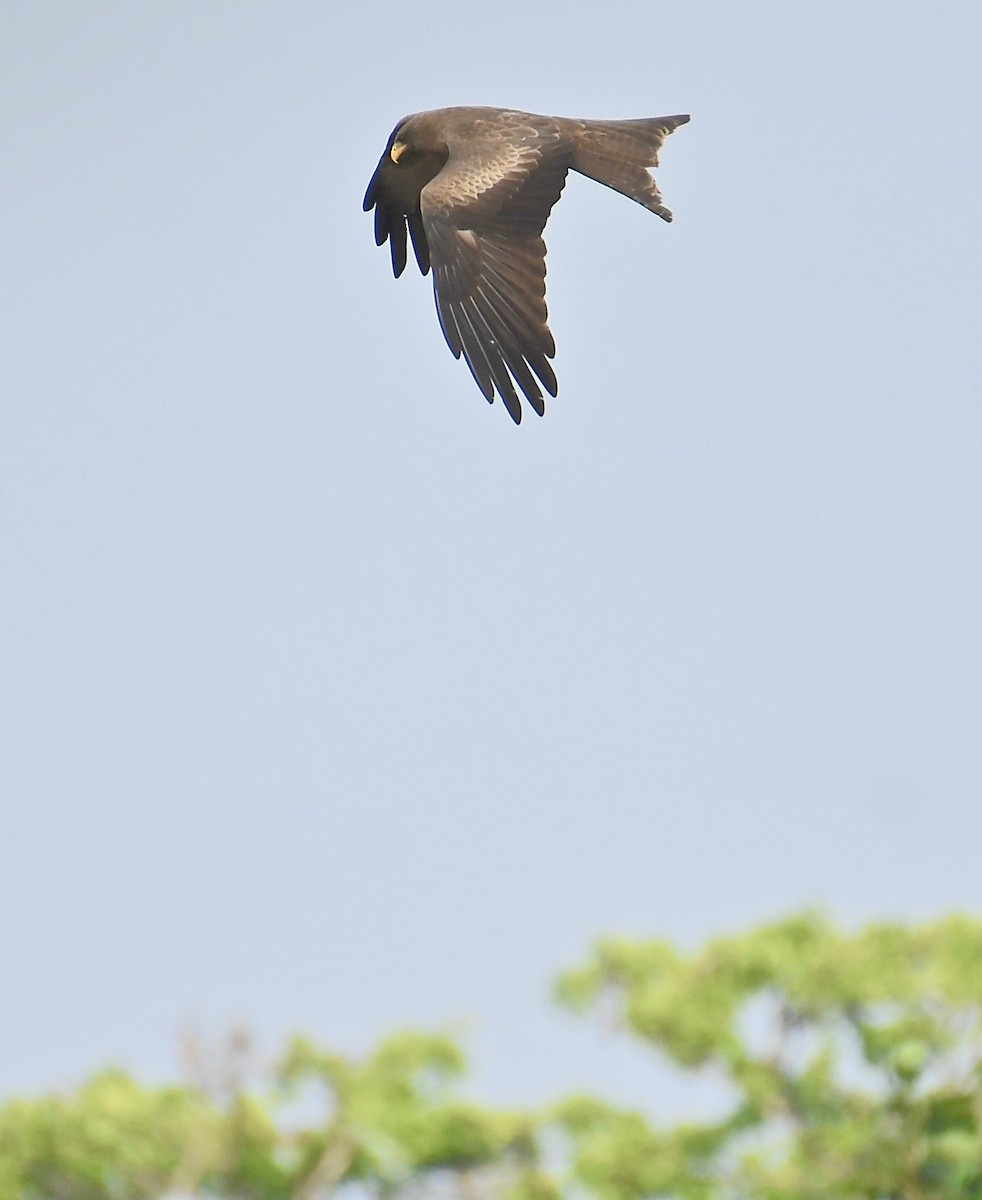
[
  {"left": 407, "top": 210, "right": 429, "bottom": 273},
  {"left": 363, "top": 130, "right": 433, "bottom": 279},
  {"left": 388, "top": 210, "right": 408, "bottom": 276},
  {"left": 420, "top": 116, "right": 572, "bottom": 424}
]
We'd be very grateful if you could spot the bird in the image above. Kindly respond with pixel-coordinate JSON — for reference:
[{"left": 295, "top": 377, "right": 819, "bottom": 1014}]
[{"left": 363, "top": 106, "right": 689, "bottom": 423}]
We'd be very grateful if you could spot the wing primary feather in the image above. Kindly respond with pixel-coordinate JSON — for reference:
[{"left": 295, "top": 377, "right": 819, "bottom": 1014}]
[
  {"left": 463, "top": 298, "right": 523, "bottom": 423},
  {"left": 374, "top": 203, "right": 390, "bottom": 247},
  {"left": 436, "top": 258, "right": 468, "bottom": 357},
  {"left": 473, "top": 289, "right": 545, "bottom": 415},
  {"left": 389, "top": 215, "right": 408, "bottom": 277},
  {"left": 453, "top": 302, "right": 496, "bottom": 401},
  {"left": 432, "top": 277, "right": 463, "bottom": 358},
  {"left": 408, "top": 210, "right": 430, "bottom": 274},
  {"left": 362, "top": 166, "right": 381, "bottom": 212}
]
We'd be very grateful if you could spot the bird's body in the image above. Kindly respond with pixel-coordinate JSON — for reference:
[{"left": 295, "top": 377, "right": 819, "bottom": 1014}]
[{"left": 363, "top": 106, "right": 689, "bottom": 423}]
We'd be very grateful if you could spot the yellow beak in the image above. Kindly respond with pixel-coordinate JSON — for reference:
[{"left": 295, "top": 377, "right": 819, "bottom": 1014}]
[{"left": 390, "top": 140, "right": 407, "bottom": 163}]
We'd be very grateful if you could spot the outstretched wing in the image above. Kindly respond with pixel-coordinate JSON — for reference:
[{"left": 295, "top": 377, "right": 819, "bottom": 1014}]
[{"left": 421, "top": 116, "right": 572, "bottom": 424}]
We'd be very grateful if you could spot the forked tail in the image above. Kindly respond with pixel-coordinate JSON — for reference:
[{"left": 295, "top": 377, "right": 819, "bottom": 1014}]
[{"left": 567, "top": 114, "right": 689, "bottom": 221}]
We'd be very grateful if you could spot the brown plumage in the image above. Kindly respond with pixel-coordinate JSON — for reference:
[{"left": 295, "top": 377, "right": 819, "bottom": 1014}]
[{"left": 363, "top": 107, "right": 689, "bottom": 423}]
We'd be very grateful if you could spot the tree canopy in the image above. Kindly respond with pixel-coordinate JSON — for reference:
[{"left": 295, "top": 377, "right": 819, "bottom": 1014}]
[{"left": 5, "top": 911, "right": 982, "bottom": 1199}]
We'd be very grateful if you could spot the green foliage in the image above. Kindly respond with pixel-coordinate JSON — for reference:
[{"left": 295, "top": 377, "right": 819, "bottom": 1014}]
[
  {"left": 556, "top": 911, "right": 982, "bottom": 1198},
  {"left": 0, "top": 1070, "right": 219, "bottom": 1200},
  {"left": 277, "top": 1030, "right": 537, "bottom": 1193},
  {"left": 0, "top": 1031, "right": 540, "bottom": 1200},
  {"left": 5, "top": 913, "right": 982, "bottom": 1197}
]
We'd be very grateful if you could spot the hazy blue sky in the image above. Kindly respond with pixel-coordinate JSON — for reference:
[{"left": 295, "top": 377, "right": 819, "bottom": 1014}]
[{"left": 3, "top": 2, "right": 981, "bottom": 1114}]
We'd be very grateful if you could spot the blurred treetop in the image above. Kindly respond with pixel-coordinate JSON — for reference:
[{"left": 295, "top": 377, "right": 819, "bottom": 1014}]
[{"left": 5, "top": 911, "right": 982, "bottom": 1199}]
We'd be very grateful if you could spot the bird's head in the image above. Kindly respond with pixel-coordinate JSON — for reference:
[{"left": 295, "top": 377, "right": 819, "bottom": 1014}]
[{"left": 388, "top": 114, "right": 449, "bottom": 167}]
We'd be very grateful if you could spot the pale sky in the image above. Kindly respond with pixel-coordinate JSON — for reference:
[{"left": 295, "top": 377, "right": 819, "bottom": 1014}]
[{"left": 3, "top": 2, "right": 982, "bottom": 1115}]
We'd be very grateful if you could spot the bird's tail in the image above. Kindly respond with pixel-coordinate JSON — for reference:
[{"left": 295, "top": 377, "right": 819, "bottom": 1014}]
[{"left": 566, "top": 114, "right": 689, "bottom": 221}]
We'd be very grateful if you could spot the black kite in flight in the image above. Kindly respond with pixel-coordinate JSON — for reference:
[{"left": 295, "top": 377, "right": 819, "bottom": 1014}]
[{"left": 363, "top": 107, "right": 689, "bottom": 423}]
